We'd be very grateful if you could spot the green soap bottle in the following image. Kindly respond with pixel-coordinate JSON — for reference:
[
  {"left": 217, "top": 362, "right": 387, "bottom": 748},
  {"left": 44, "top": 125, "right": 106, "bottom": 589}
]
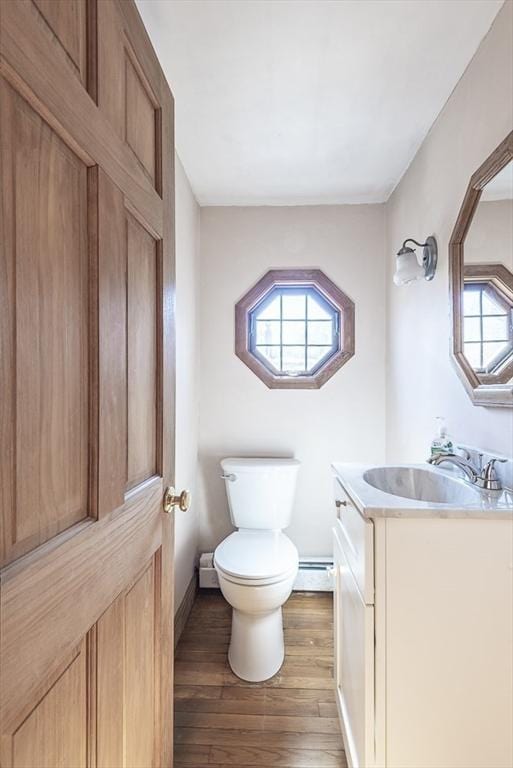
[{"left": 430, "top": 416, "right": 453, "bottom": 457}]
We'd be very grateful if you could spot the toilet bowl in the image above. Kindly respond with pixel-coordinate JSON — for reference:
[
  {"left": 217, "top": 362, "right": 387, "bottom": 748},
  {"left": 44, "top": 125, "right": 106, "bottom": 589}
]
[
  {"left": 215, "top": 530, "right": 298, "bottom": 681},
  {"left": 214, "top": 458, "right": 300, "bottom": 682}
]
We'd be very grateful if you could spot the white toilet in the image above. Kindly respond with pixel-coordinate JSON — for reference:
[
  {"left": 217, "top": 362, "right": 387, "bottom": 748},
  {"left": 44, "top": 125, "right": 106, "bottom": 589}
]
[{"left": 214, "top": 457, "right": 300, "bottom": 682}]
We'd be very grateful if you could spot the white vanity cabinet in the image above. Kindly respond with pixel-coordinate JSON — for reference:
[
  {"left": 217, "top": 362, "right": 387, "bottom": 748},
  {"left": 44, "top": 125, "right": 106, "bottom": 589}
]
[
  {"left": 333, "top": 523, "right": 375, "bottom": 768},
  {"left": 332, "top": 472, "right": 513, "bottom": 768}
]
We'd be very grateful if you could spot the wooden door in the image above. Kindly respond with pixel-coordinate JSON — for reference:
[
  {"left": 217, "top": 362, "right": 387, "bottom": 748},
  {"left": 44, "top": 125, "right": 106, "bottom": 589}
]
[{"left": 0, "top": 1, "right": 175, "bottom": 766}]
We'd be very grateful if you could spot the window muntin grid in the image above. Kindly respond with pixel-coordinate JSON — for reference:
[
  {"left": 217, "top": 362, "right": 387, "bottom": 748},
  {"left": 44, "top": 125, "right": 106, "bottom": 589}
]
[
  {"left": 249, "top": 286, "right": 340, "bottom": 376},
  {"left": 463, "top": 282, "right": 513, "bottom": 373}
]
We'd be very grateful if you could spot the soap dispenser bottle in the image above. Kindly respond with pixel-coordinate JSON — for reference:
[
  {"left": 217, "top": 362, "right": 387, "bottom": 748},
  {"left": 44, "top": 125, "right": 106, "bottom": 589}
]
[{"left": 430, "top": 417, "right": 453, "bottom": 457}]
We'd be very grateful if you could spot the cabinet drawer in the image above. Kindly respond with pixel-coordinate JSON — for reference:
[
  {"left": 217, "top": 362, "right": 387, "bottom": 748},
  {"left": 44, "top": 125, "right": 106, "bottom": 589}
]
[{"left": 333, "top": 477, "right": 374, "bottom": 604}]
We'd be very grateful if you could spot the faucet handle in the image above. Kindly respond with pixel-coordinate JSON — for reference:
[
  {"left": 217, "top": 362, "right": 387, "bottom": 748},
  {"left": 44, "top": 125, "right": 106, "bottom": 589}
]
[
  {"left": 477, "top": 457, "right": 507, "bottom": 491},
  {"left": 484, "top": 457, "right": 507, "bottom": 472},
  {"left": 456, "top": 446, "right": 483, "bottom": 469}
]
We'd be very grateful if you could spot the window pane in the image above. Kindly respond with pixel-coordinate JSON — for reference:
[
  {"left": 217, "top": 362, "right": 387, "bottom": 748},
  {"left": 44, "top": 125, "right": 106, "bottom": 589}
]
[
  {"left": 256, "top": 345, "right": 281, "bottom": 371},
  {"left": 464, "top": 343, "right": 482, "bottom": 369},
  {"left": 483, "top": 315, "right": 509, "bottom": 342},
  {"left": 282, "top": 294, "right": 306, "bottom": 319},
  {"left": 307, "top": 346, "right": 332, "bottom": 370},
  {"left": 282, "top": 346, "right": 306, "bottom": 373},
  {"left": 307, "top": 294, "right": 332, "bottom": 320},
  {"left": 463, "top": 316, "right": 481, "bottom": 342},
  {"left": 282, "top": 321, "right": 306, "bottom": 345},
  {"left": 482, "top": 291, "right": 504, "bottom": 316},
  {"left": 308, "top": 320, "right": 333, "bottom": 345},
  {"left": 255, "top": 320, "right": 280, "bottom": 345},
  {"left": 256, "top": 295, "right": 281, "bottom": 320},
  {"left": 463, "top": 288, "right": 481, "bottom": 316},
  {"left": 483, "top": 342, "right": 511, "bottom": 369}
]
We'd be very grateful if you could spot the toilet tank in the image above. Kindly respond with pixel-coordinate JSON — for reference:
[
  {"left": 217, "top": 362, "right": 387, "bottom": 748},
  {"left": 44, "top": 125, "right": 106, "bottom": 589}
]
[{"left": 221, "top": 457, "right": 300, "bottom": 530}]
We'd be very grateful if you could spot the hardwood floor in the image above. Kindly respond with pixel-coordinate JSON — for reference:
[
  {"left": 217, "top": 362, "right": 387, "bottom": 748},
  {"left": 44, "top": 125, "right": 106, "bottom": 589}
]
[{"left": 174, "top": 590, "right": 347, "bottom": 767}]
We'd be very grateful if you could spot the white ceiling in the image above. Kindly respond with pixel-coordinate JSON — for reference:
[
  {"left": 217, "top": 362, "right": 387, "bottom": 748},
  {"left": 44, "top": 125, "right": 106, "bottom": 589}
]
[{"left": 136, "top": 0, "right": 503, "bottom": 206}]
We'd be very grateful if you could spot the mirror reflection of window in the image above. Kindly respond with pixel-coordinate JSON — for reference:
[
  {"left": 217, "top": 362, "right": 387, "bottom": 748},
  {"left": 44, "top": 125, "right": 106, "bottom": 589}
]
[
  {"left": 463, "top": 282, "right": 513, "bottom": 373},
  {"left": 462, "top": 158, "right": 513, "bottom": 381},
  {"left": 449, "top": 133, "right": 513, "bottom": 406}
]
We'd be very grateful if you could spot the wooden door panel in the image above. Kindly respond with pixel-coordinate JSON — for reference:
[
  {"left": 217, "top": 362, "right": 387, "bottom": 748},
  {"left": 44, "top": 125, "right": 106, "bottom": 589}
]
[
  {"left": 96, "top": 0, "right": 124, "bottom": 143},
  {"left": 96, "top": 556, "right": 161, "bottom": 768},
  {"left": 125, "top": 53, "right": 158, "bottom": 186},
  {"left": 127, "top": 213, "right": 159, "bottom": 490},
  {"left": 125, "top": 559, "right": 158, "bottom": 768},
  {"left": 0, "top": 79, "right": 90, "bottom": 565},
  {"left": 97, "top": 0, "right": 162, "bottom": 193},
  {"left": 96, "top": 592, "right": 124, "bottom": 768},
  {"left": 96, "top": 168, "right": 127, "bottom": 517},
  {"left": 31, "top": 0, "right": 89, "bottom": 87},
  {"left": 11, "top": 640, "right": 87, "bottom": 768}
]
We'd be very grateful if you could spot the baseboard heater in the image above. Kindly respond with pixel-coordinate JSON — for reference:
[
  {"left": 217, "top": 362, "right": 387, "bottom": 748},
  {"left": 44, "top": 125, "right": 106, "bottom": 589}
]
[{"left": 199, "top": 553, "right": 334, "bottom": 591}]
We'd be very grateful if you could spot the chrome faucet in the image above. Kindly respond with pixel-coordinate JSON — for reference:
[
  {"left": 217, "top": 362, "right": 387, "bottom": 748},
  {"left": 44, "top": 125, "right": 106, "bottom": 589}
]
[
  {"left": 427, "top": 453, "right": 479, "bottom": 483},
  {"left": 427, "top": 452, "right": 507, "bottom": 491}
]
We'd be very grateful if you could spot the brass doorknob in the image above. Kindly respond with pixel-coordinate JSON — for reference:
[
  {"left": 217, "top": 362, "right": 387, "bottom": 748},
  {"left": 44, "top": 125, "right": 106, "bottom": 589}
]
[{"left": 163, "top": 486, "right": 191, "bottom": 513}]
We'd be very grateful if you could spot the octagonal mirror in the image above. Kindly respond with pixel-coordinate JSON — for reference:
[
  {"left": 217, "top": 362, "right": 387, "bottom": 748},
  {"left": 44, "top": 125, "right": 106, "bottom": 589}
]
[{"left": 450, "top": 132, "right": 513, "bottom": 406}]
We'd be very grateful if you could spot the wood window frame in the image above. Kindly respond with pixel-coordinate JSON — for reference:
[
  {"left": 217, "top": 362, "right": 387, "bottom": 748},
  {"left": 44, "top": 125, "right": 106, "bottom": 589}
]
[{"left": 235, "top": 269, "right": 355, "bottom": 389}]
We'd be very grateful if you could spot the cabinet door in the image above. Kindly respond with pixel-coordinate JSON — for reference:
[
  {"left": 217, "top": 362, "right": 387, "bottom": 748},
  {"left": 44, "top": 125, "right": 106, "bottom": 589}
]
[{"left": 334, "top": 527, "right": 375, "bottom": 768}]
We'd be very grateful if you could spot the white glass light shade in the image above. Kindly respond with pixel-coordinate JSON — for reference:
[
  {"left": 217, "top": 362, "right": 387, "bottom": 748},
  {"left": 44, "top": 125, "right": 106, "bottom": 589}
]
[{"left": 393, "top": 250, "right": 424, "bottom": 286}]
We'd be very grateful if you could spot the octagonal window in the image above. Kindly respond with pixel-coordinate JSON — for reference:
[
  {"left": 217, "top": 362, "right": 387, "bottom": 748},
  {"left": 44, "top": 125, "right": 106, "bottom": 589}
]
[
  {"left": 250, "top": 286, "right": 339, "bottom": 376},
  {"left": 235, "top": 269, "right": 355, "bottom": 389},
  {"left": 463, "top": 282, "right": 513, "bottom": 373}
]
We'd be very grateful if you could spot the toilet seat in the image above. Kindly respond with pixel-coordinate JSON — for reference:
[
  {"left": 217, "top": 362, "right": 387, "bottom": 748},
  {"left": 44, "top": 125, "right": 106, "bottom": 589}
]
[
  {"left": 216, "top": 563, "right": 298, "bottom": 588},
  {"left": 214, "top": 530, "right": 298, "bottom": 584}
]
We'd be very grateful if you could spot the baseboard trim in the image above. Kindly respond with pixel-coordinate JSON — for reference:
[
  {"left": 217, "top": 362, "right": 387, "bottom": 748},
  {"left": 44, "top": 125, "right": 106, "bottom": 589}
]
[
  {"left": 174, "top": 571, "right": 198, "bottom": 648},
  {"left": 199, "top": 553, "right": 334, "bottom": 591}
]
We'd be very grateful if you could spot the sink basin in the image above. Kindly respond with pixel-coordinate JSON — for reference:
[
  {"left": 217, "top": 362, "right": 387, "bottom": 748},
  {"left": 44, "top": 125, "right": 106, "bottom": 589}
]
[
  {"left": 332, "top": 461, "right": 512, "bottom": 518},
  {"left": 363, "top": 466, "right": 481, "bottom": 504}
]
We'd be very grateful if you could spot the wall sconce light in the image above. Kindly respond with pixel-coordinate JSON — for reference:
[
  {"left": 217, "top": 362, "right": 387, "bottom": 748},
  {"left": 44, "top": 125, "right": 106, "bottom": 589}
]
[{"left": 393, "top": 236, "right": 438, "bottom": 286}]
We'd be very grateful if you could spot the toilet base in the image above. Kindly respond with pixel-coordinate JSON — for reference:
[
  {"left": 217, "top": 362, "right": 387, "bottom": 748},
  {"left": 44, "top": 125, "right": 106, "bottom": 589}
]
[{"left": 228, "top": 606, "right": 284, "bottom": 682}]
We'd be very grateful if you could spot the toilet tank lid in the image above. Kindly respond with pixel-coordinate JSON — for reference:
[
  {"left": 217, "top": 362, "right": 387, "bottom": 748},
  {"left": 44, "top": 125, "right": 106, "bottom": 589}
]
[{"left": 221, "top": 457, "right": 300, "bottom": 471}]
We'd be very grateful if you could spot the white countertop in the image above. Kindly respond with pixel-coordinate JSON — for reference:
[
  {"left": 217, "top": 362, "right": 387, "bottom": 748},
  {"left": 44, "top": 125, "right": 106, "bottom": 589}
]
[{"left": 332, "top": 462, "right": 513, "bottom": 519}]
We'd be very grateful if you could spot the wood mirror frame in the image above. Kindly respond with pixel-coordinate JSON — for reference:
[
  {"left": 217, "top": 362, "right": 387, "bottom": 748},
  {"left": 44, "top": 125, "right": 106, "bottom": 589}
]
[{"left": 449, "top": 131, "right": 513, "bottom": 407}]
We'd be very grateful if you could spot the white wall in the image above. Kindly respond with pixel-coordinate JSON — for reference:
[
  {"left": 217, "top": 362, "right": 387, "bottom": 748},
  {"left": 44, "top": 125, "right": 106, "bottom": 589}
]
[
  {"left": 198, "top": 205, "right": 386, "bottom": 556},
  {"left": 174, "top": 154, "right": 201, "bottom": 610},
  {"left": 177, "top": 0, "right": 513, "bottom": 571},
  {"left": 385, "top": 0, "right": 513, "bottom": 461}
]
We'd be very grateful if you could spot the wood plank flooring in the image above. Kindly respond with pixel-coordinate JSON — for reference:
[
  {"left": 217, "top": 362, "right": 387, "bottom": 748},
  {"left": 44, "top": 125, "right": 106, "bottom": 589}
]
[{"left": 174, "top": 590, "right": 347, "bottom": 767}]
